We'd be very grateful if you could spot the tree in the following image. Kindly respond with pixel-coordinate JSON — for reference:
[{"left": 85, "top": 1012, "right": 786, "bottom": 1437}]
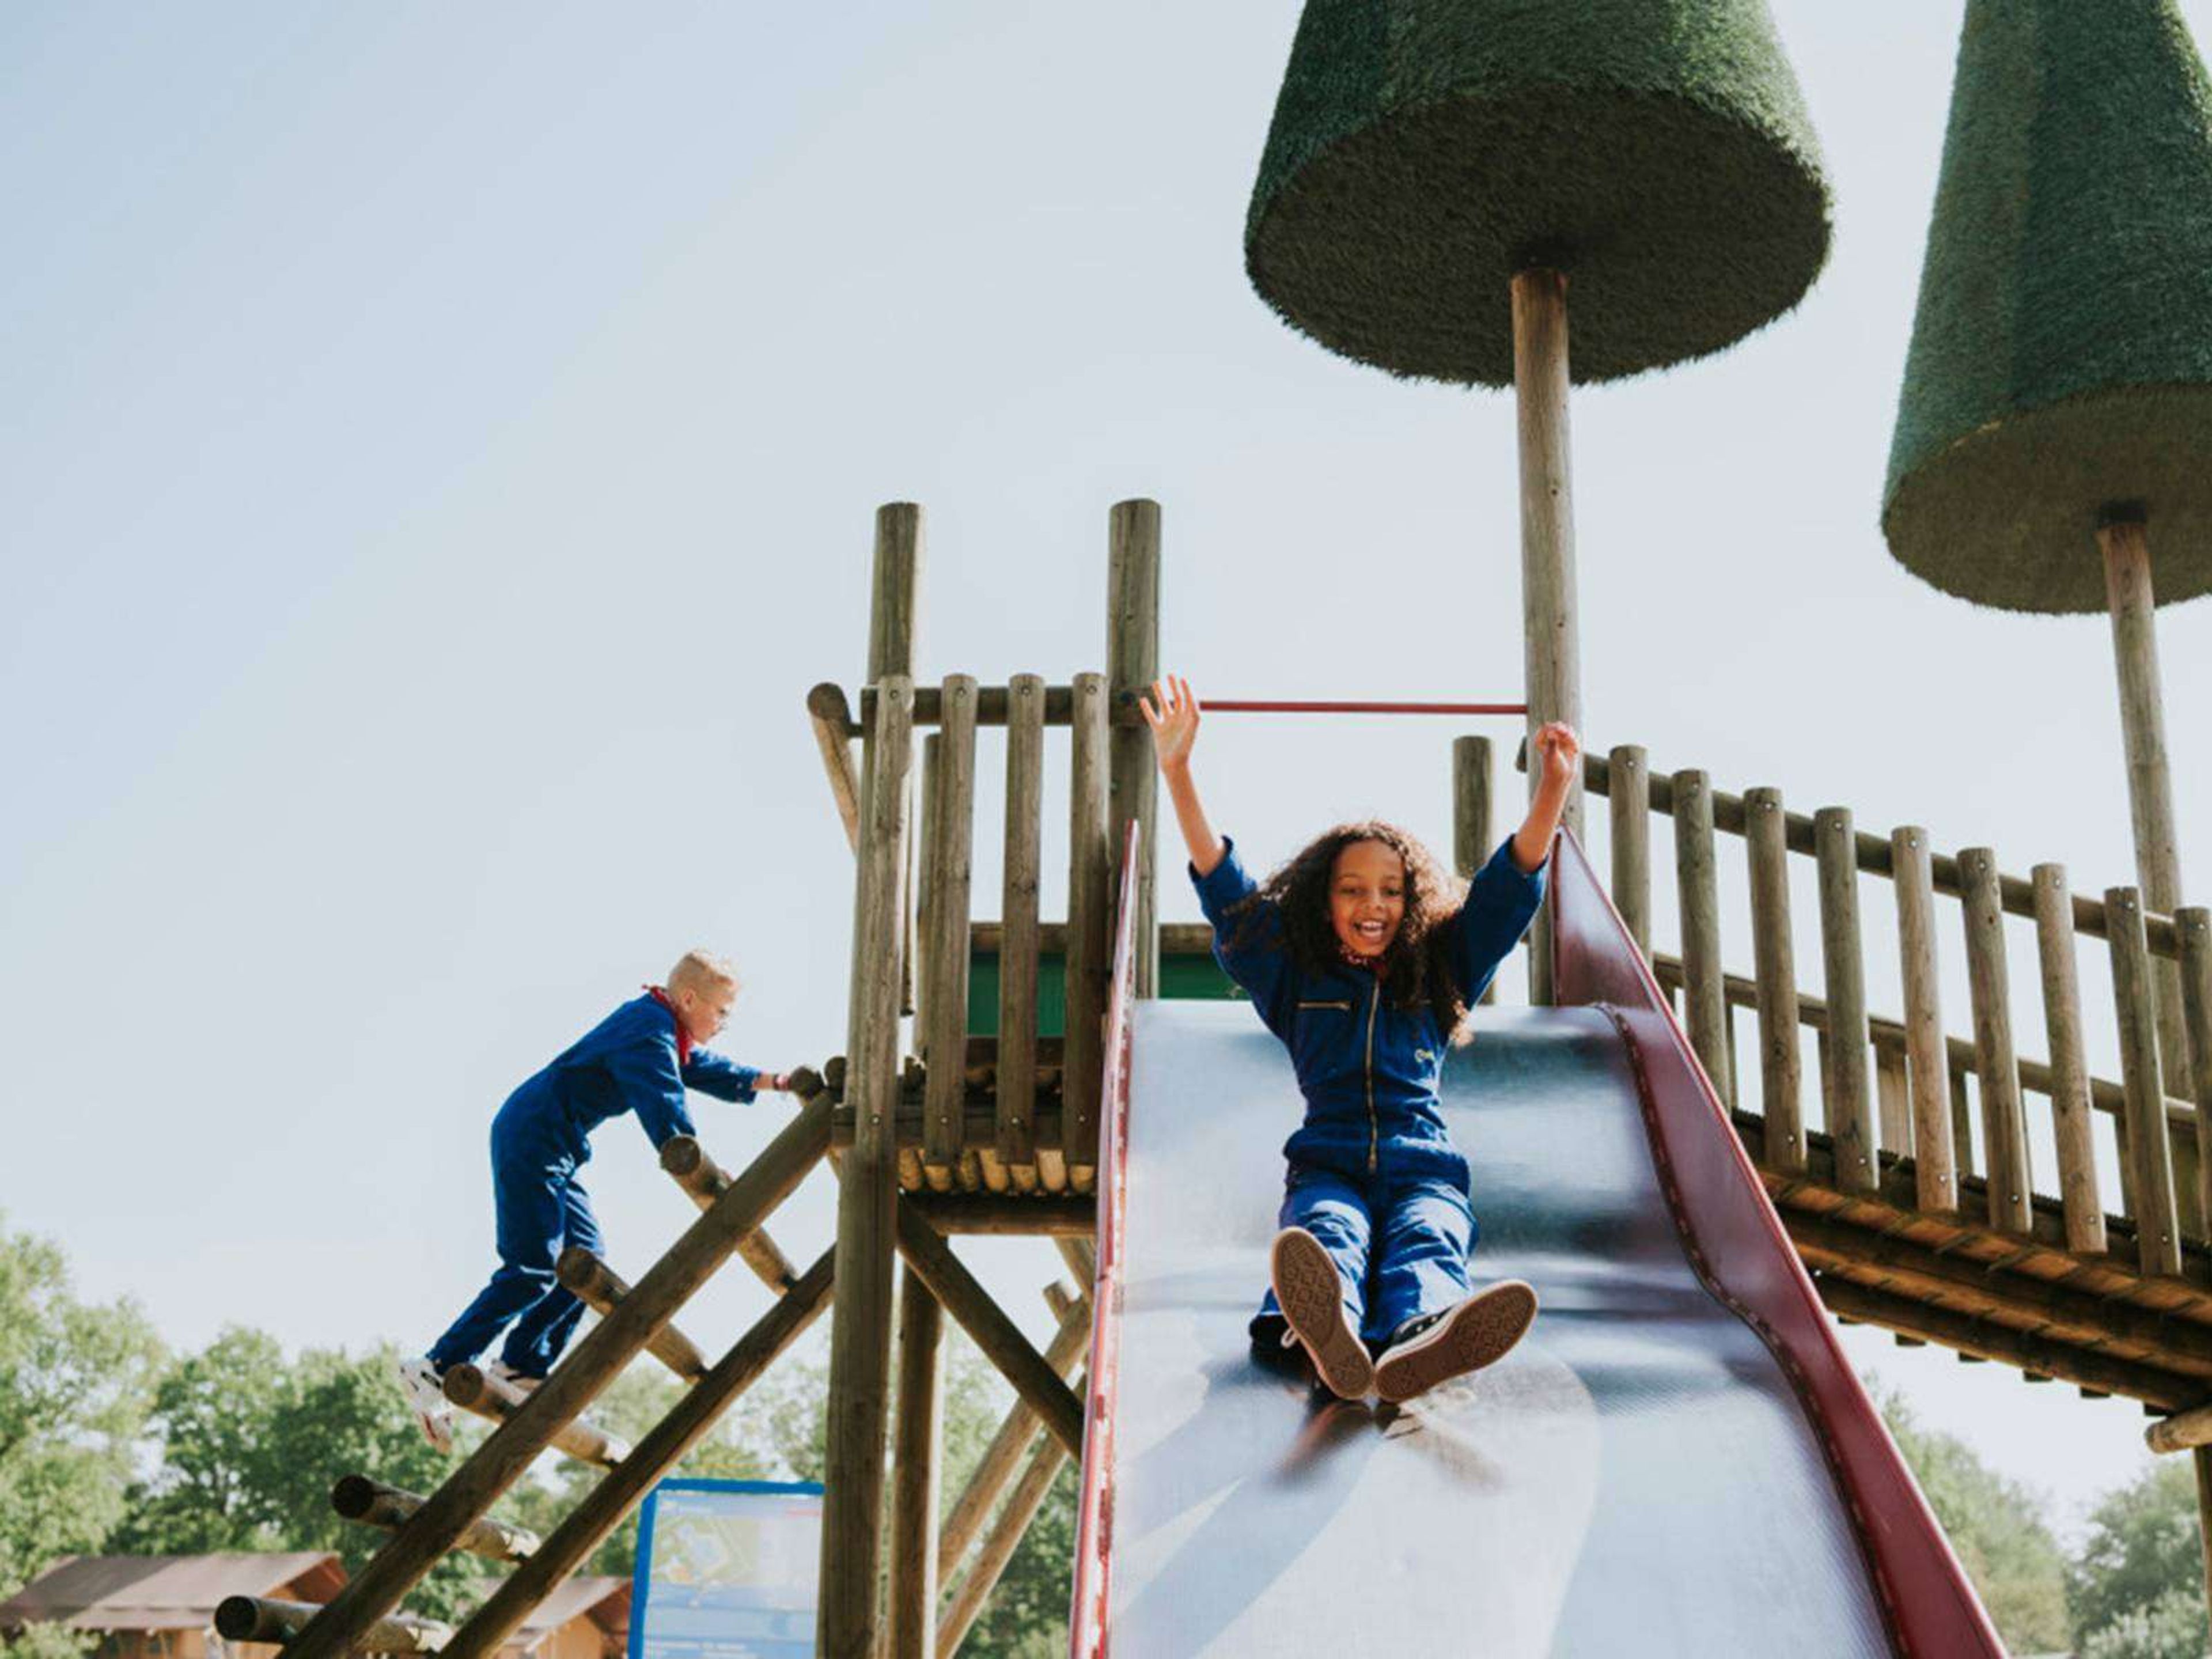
[
  {"left": 1874, "top": 1386, "right": 2069, "bottom": 1652},
  {"left": 0, "top": 1214, "right": 164, "bottom": 1597},
  {"left": 2069, "top": 1459, "right": 2210, "bottom": 1659}
]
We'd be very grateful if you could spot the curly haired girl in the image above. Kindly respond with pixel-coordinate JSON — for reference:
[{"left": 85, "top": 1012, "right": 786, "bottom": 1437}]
[{"left": 1141, "top": 676, "right": 1580, "bottom": 1403}]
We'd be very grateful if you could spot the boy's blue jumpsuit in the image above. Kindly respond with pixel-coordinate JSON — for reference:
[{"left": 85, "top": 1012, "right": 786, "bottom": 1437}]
[
  {"left": 428, "top": 991, "right": 762, "bottom": 1380},
  {"left": 1191, "top": 836, "right": 1546, "bottom": 1351}
]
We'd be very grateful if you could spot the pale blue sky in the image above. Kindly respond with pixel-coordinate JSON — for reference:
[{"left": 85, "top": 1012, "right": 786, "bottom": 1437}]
[{"left": 7, "top": 2, "right": 2212, "bottom": 1539}]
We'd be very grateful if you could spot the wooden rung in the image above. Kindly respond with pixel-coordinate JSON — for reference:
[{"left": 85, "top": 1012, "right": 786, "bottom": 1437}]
[
  {"left": 442, "top": 1366, "right": 628, "bottom": 1469},
  {"left": 2147, "top": 1400, "right": 2212, "bottom": 1454},
  {"left": 330, "top": 1475, "right": 539, "bottom": 1564},
  {"left": 215, "top": 1598, "right": 448, "bottom": 1653},
  {"left": 556, "top": 1249, "right": 709, "bottom": 1382},
  {"left": 660, "top": 1135, "right": 801, "bottom": 1290}
]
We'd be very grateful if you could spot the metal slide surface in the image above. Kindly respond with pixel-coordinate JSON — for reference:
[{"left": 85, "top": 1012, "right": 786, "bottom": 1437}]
[
  {"left": 1104, "top": 1002, "right": 1894, "bottom": 1656},
  {"left": 1088, "top": 835, "right": 2001, "bottom": 1657}
]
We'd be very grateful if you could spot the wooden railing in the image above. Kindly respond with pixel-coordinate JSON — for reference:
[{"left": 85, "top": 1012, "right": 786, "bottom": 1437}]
[{"left": 1529, "top": 744, "right": 2212, "bottom": 1278}]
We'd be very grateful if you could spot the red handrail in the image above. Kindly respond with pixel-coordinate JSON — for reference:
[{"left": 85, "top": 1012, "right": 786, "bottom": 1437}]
[
  {"left": 1067, "top": 820, "right": 1142, "bottom": 1659},
  {"left": 1199, "top": 698, "right": 1525, "bottom": 717}
]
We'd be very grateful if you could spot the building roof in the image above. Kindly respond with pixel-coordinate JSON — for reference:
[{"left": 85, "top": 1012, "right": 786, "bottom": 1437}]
[
  {"left": 512, "top": 1577, "right": 630, "bottom": 1645},
  {"left": 0, "top": 1555, "right": 346, "bottom": 1634}
]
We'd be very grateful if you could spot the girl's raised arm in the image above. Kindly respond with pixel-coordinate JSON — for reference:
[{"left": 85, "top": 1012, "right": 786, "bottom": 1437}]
[{"left": 1141, "top": 675, "right": 1227, "bottom": 877}]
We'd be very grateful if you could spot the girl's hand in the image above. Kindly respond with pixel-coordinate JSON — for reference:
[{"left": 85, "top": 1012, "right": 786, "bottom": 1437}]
[
  {"left": 1533, "top": 722, "right": 1582, "bottom": 793},
  {"left": 1139, "top": 675, "right": 1202, "bottom": 774}
]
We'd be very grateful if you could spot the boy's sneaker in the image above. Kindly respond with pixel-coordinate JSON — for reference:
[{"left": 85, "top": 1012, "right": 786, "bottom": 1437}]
[
  {"left": 1268, "top": 1228, "right": 1373, "bottom": 1401},
  {"left": 394, "top": 1357, "right": 454, "bottom": 1455},
  {"left": 485, "top": 1360, "right": 542, "bottom": 1396},
  {"left": 1373, "top": 1279, "right": 1539, "bottom": 1404}
]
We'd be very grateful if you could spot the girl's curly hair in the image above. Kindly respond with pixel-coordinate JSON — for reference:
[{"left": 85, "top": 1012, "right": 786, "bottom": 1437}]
[{"left": 1228, "top": 820, "right": 1474, "bottom": 1039}]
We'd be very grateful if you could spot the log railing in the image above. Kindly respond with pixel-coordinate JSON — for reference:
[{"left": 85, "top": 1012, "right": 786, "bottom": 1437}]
[{"left": 1536, "top": 744, "right": 2212, "bottom": 1278}]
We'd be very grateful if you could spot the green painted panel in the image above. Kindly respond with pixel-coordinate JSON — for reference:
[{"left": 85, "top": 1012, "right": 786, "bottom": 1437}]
[{"left": 968, "top": 946, "right": 1242, "bottom": 1037}]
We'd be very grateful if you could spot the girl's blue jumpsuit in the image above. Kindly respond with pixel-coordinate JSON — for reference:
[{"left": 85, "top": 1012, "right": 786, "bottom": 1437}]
[
  {"left": 428, "top": 992, "right": 761, "bottom": 1379},
  {"left": 1191, "top": 836, "right": 1546, "bottom": 1350}
]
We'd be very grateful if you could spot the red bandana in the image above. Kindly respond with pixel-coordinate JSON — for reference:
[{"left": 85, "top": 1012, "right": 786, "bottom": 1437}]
[{"left": 646, "top": 986, "right": 694, "bottom": 1065}]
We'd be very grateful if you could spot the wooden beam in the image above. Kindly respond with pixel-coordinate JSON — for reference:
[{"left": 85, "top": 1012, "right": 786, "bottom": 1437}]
[
  {"left": 900, "top": 1196, "right": 1094, "bottom": 1236},
  {"left": 1810, "top": 1275, "right": 2204, "bottom": 1410},
  {"left": 893, "top": 1200, "right": 1086, "bottom": 1457},
  {"left": 440, "top": 1249, "right": 836, "bottom": 1659},
  {"left": 2112, "top": 886, "right": 2186, "bottom": 1275},
  {"left": 329, "top": 1475, "right": 538, "bottom": 1565},
  {"left": 923, "top": 676, "right": 980, "bottom": 1190},
  {"left": 442, "top": 1365, "right": 628, "bottom": 1469},
  {"left": 1960, "top": 847, "right": 2032, "bottom": 1232},
  {"left": 998, "top": 673, "right": 1046, "bottom": 1192},
  {"left": 805, "top": 683, "right": 863, "bottom": 852},
  {"left": 1745, "top": 786, "right": 1804, "bottom": 1173},
  {"left": 937, "top": 1410, "right": 1075, "bottom": 1657},
  {"left": 2033, "top": 864, "right": 2108, "bottom": 1253},
  {"left": 940, "top": 1289, "right": 1092, "bottom": 1577},
  {"left": 1064, "top": 672, "right": 1111, "bottom": 1188},
  {"left": 216, "top": 1599, "right": 447, "bottom": 1653},
  {"left": 556, "top": 1249, "right": 708, "bottom": 1382},
  {"left": 1107, "top": 498, "right": 1161, "bottom": 999},
  {"left": 2149, "top": 1399, "right": 2212, "bottom": 1455},
  {"left": 660, "top": 1135, "right": 800, "bottom": 1291}
]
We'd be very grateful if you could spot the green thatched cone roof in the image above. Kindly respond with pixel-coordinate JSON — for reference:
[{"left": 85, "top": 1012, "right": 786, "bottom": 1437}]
[
  {"left": 1884, "top": 0, "right": 2212, "bottom": 615},
  {"left": 1244, "top": 0, "right": 1831, "bottom": 387}
]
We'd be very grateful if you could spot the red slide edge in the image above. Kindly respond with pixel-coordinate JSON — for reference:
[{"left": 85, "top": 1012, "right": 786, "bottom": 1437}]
[
  {"left": 1549, "top": 827, "right": 2003, "bottom": 1657},
  {"left": 1069, "top": 821, "right": 1142, "bottom": 1659}
]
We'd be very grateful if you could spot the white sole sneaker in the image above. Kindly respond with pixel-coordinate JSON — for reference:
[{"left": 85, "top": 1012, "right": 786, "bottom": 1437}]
[
  {"left": 394, "top": 1357, "right": 455, "bottom": 1455},
  {"left": 1270, "top": 1228, "right": 1374, "bottom": 1400},
  {"left": 1374, "top": 1280, "right": 1538, "bottom": 1404}
]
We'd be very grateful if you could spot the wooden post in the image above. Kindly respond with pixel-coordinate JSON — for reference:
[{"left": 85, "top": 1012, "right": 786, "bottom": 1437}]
[
  {"left": 1609, "top": 744, "right": 1651, "bottom": 962},
  {"left": 1513, "top": 268, "right": 1582, "bottom": 1005},
  {"left": 821, "top": 672, "right": 916, "bottom": 1659},
  {"left": 806, "top": 683, "right": 864, "bottom": 853},
  {"left": 999, "top": 674, "right": 1046, "bottom": 1194},
  {"left": 442, "top": 1366, "right": 628, "bottom": 1469},
  {"left": 923, "top": 677, "right": 979, "bottom": 1194},
  {"left": 284, "top": 1094, "right": 832, "bottom": 1659},
  {"left": 1744, "top": 786, "right": 1803, "bottom": 1172},
  {"left": 216, "top": 1599, "right": 448, "bottom": 1653},
  {"left": 1816, "top": 808, "right": 1877, "bottom": 1193},
  {"left": 2101, "top": 515, "right": 2191, "bottom": 1105},
  {"left": 1874, "top": 1042, "right": 1911, "bottom": 1161},
  {"left": 893, "top": 1202, "right": 1086, "bottom": 1457},
  {"left": 329, "top": 1476, "right": 539, "bottom": 1565},
  {"left": 938, "top": 1290, "right": 1092, "bottom": 1578},
  {"left": 2180, "top": 908, "right": 2212, "bottom": 1242},
  {"left": 1453, "top": 737, "right": 1498, "bottom": 1005},
  {"left": 555, "top": 1249, "right": 709, "bottom": 1382},
  {"left": 936, "top": 1419, "right": 1075, "bottom": 1658},
  {"left": 2110, "top": 885, "right": 2184, "bottom": 1277},
  {"left": 440, "top": 1252, "right": 836, "bottom": 1659},
  {"left": 1884, "top": 831, "right": 1955, "bottom": 1221},
  {"left": 915, "top": 734, "right": 942, "bottom": 1050},
  {"left": 1108, "top": 499, "right": 1161, "bottom": 999},
  {"left": 658, "top": 1138, "right": 800, "bottom": 1292},
  {"left": 1948, "top": 1063, "right": 1977, "bottom": 1181},
  {"left": 1673, "top": 770, "right": 1731, "bottom": 1101},
  {"left": 889, "top": 1268, "right": 944, "bottom": 1659},
  {"left": 857, "top": 505, "right": 922, "bottom": 1025},
  {"left": 2032, "top": 865, "right": 2108, "bottom": 1254},
  {"left": 1065, "top": 672, "right": 1111, "bottom": 1191},
  {"left": 1958, "top": 848, "right": 2033, "bottom": 1234}
]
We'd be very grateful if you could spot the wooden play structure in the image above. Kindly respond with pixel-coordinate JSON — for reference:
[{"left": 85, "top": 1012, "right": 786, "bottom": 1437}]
[{"left": 229, "top": 1, "right": 2212, "bottom": 1653}]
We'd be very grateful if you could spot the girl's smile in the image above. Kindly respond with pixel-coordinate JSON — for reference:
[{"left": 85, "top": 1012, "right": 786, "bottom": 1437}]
[{"left": 1330, "top": 838, "right": 1407, "bottom": 960}]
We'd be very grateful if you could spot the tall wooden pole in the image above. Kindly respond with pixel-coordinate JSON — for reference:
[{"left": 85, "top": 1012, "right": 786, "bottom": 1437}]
[
  {"left": 2100, "top": 513, "right": 2189, "bottom": 1104},
  {"left": 823, "top": 503, "right": 922, "bottom": 1659},
  {"left": 889, "top": 1267, "right": 944, "bottom": 1659},
  {"left": 1512, "top": 268, "right": 1583, "bottom": 1005},
  {"left": 1108, "top": 499, "right": 1161, "bottom": 999}
]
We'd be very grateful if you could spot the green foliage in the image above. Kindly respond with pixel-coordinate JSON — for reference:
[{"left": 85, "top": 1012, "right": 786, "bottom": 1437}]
[
  {"left": 0, "top": 1214, "right": 164, "bottom": 1596},
  {"left": 1884, "top": 0, "right": 2212, "bottom": 612},
  {"left": 2069, "top": 1459, "right": 2211, "bottom": 1657},
  {"left": 0, "top": 1625, "right": 94, "bottom": 1659},
  {"left": 1245, "top": 0, "right": 1829, "bottom": 384},
  {"left": 1874, "top": 1387, "right": 2069, "bottom": 1652}
]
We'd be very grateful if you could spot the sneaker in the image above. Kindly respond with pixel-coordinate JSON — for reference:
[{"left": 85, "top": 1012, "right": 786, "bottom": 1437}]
[
  {"left": 1268, "top": 1228, "right": 1374, "bottom": 1401},
  {"left": 486, "top": 1360, "right": 542, "bottom": 1396},
  {"left": 395, "top": 1357, "right": 454, "bottom": 1455},
  {"left": 1373, "top": 1280, "right": 1539, "bottom": 1404}
]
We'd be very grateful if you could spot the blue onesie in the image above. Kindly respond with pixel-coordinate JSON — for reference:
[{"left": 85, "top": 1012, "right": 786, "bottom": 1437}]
[
  {"left": 428, "top": 991, "right": 762, "bottom": 1380},
  {"left": 1191, "top": 836, "right": 1546, "bottom": 1350}
]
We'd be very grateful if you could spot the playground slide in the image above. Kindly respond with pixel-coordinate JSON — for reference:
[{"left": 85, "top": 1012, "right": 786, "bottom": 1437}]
[{"left": 1070, "top": 831, "right": 2002, "bottom": 1656}]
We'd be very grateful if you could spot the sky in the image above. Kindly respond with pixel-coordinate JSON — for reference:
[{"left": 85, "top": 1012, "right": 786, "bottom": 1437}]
[{"left": 7, "top": 1, "right": 2212, "bottom": 1548}]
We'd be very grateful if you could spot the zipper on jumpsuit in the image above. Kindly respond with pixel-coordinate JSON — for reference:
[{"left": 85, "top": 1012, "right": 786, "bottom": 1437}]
[{"left": 1365, "top": 978, "right": 1380, "bottom": 1174}]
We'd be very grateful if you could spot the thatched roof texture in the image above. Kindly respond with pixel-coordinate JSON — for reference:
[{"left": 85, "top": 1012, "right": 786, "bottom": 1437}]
[
  {"left": 1244, "top": 0, "right": 1831, "bottom": 386},
  {"left": 1884, "top": 0, "right": 2212, "bottom": 613}
]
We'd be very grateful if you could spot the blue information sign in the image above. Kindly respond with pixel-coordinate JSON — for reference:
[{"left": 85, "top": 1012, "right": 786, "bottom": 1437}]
[{"left": 628, "top": 1479, "right": 824, "bottom": 1659}]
